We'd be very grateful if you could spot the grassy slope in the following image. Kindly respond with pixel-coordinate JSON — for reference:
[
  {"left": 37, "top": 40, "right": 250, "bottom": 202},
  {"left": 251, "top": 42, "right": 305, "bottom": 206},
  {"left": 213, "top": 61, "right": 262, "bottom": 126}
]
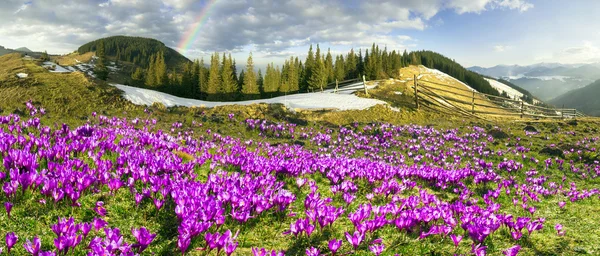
[
  {"left": 1, "top": 54, "right": 600, "bottom": 255},
  {"left": 550, "top": 79, "right": 600, "bottom": 116}
]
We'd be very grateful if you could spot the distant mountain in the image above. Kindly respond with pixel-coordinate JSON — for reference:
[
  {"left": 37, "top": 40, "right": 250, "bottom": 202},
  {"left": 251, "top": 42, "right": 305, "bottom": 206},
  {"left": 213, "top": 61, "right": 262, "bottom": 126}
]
[
  {"left": 550, "top": 79, "right": 600, "bottom": 116},
  {"left": 15, "top": 47, "right": 32, "bottom": 52},
  {"left": 77, "top": 36, "right": 191, "bottom": 70},
  {"left": 468, "top": 62, "right": 600, "bottom": 101},
  {"left": 0, "top": 46, "right": 14, "bottom": 56}
]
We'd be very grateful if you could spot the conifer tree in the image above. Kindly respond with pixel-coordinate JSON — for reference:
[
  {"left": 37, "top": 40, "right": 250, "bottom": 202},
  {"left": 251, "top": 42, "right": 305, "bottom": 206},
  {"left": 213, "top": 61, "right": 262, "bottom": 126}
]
[
  {"left": 287, "top": 57, "right": 299, "bottom": 93},
  {"left": 192, "top": 60, "right": 200, "bottom": 97},
  {"left": 242, "top": 52, "right": 259, "bottom": 99},
  {"left": 325, "top": 48, "right": 334, "bottom": 83},
  {"left": 237, "top": 70, "right": 244, "bottom": 97},
  {"left": 334, "top": 55, "right": 345, "bottom": 81},
  {"left": 94, "top": 40, "right": 109, "bottom": 80},
  {"left": 302, "top": 44, "right": 314, "bottom": 92},
  {"left": 345, "top": 48, "right": 357, "bottom": 79},
  {"left": 207, "top": 53, "right": 221, "bottom": 101},
  {"left": 131, "top": 67, "right": 144, "bottom": 86},
  {"left": 279, "top": 60, "right": 290, "bottom": 94},
  {"left": 199, "top": 58, "right": 208, "bottom": 99},
  {"left": 152, "top": 51, "right": 168, "bottom": 86},
  {"left": 309, "top": 53, "right": 326, "bottom": 92},
  {"left": 145, "top": 54, "right": 156, "bottom": 86},
  {"left": 257, "top": 69, "right": 264, "bottom": 96},
  {"left": 220, "top": 53, "right": 237, "bottom": 100}
]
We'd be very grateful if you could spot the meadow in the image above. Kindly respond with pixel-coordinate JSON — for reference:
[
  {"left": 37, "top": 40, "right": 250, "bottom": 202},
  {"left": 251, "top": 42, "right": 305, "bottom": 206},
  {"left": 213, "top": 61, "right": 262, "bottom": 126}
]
[{"left": 1, "top": 99, "right": 600, "bottom": 256}]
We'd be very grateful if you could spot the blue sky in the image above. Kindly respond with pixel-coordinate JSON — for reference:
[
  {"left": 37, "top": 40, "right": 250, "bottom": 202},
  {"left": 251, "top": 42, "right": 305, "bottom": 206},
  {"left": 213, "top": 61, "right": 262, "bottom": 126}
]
[{"left": 1, "top": 0, "right": 599, "bottom": 68}]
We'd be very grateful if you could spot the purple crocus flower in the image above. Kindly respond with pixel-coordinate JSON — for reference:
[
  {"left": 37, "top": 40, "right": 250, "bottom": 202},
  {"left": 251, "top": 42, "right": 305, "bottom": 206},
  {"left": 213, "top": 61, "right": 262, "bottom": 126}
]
[
  {"left": 177, "top": 234, "right": 191, "bottom": 254},
  {"left": 555, "top": 224, "right": 565, "bottom": 236},
  {"left": 80, "top": 222, "right": 92, "bottom": 237},
  {"left": 472, "top": 243, "right": 487, "bottom": 256},
  {"left": 6, "top": 232, "right": 18, "bottom": 254},
  {"left": 502, "top": 245, "right": 521, "bottom": 256},
  {"left": 23, "top": 236, "right": 41, "bottom": 256},
  {"left": 450, "top": 234, "right": 462, "bottom": 247},
  {"left": 93, "top": 201, "right": 107, "bottom": 216},
  {"left": 345, "top": 231, "right": 364, "bottom": 250},
  {"left": 369, "top": 244, "right": 385, "bottom": 256},
  {"left": 131, "top": 227, "right": 157, "bottom": 253},
  {"left": 306, "top": 247, "right": 320, "bottom": 256},
  {"left": 558, "top": 201, "right": 566, "bottom": 209},
  {"left": 4, "top": 202, "right": 12, "bottom": 218},
  {"left": 92, "top": 217, "right": 107, "bottom": 231},
  {"left": 328, "top": 239, "right": 342, "bottom": 255}
]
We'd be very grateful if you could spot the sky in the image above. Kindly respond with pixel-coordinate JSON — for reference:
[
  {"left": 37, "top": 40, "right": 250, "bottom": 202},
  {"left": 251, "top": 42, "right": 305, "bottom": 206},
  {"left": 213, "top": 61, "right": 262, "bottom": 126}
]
[{"left": 1, "top": 0, "right": 600, "bottom": 68}]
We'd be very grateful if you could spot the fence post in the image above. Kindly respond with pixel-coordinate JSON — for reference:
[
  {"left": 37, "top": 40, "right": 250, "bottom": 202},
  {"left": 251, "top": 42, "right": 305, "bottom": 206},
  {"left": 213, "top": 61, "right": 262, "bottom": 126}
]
[
  {"left": 471, "top": 91, "right": 475, "bottom": 114},
  {"left": 561, "top": 104, "right": 564, "bottom": 119},
  {"left": 335, "top": 79, "right": 338, "bottom": 93},
  {"left": 413, "top": 74, "right": 419, "bottom": 110},
  {"left": 362, "top": 75, "right": 369, "bottom": 96},
  {"left": 520, "top": 101, "right": 524, "bottom": 118}
]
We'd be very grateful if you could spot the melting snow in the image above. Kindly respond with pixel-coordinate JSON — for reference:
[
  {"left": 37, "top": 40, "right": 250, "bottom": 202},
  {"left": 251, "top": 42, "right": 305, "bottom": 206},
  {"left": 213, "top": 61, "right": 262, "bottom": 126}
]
[
  {"left": 484, "top": 78, "right": 523, "bottom": 100},
  {"left": 112, "top": 83, "right": 387, "bottom": 111},
  {"left": 42, "top": 62, "right": 71, "bottom": 73},
  {"left": 422, "top": 66, "right": 477, "bottom": 91}
]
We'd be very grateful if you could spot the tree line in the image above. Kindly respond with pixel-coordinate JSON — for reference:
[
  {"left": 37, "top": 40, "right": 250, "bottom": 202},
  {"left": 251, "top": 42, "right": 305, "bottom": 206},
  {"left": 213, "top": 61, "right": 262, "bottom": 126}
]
[{"left": 85, "top": 39, "right": 501, "bottom": 101}]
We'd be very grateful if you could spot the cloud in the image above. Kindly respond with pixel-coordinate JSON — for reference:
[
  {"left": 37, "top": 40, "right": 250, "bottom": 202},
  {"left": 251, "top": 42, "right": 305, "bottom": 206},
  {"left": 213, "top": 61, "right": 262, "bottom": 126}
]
[
  {"left": 493, "top": 45, "right": 512, "bottom": 52},
  {"left": 554, "top": 41, "right": 600, "bottom": 63},
  {"left": 447, "top": 0, "right": 533, "bottom": 14},
  {"left": 0, "top": 0, "right": 533, "bottom": 59}
]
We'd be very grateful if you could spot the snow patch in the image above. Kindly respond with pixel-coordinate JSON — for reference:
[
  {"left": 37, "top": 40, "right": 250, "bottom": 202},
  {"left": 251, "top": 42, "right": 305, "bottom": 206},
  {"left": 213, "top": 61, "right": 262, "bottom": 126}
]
[
  {"left": 111, "top": 83, "right": 387, "bottom": 111},
  {"left": 484, "top": 78, "right": 523, "bottom": 100},
  {"left": 42, "top": 62, "right": 71, "bottom": 73},
  {"left": 422, "top": 66, "right": 477, "bottom": 92}
]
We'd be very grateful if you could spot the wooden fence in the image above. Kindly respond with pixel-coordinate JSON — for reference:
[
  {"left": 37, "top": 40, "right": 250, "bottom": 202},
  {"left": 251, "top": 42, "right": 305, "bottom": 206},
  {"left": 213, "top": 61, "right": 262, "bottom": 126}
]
[
  {"left": 410, "top": 74, "right": 585, "bottom": 119},
  {"left": 324, "top": 76, "right": 370, "bottom": 95}
]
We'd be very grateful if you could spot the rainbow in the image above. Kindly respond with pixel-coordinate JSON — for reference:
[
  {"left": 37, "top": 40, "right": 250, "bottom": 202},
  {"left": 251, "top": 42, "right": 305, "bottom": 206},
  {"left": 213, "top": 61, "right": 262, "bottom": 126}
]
[{"left": 177, "top": 0, "right": 219, "bottom": 53}]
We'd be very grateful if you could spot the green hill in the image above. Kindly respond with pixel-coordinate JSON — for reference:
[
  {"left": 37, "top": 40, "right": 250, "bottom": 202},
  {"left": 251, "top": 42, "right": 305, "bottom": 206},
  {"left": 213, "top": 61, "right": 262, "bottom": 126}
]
[
  {"left": 15, "top": 47, "right": 32, "bottom": 52},
  {"left": 550, "top": 79, "right": 600, "bottom": 116},
  {"left": 77, "top": 36, "right": 191, "bottom": 70}
]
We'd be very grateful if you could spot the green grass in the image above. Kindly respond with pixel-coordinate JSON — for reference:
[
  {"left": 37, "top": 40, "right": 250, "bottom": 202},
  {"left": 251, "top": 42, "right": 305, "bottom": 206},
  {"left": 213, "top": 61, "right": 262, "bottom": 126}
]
[{"left": 2, "top": 53, "right": 600, "bottom": 255}]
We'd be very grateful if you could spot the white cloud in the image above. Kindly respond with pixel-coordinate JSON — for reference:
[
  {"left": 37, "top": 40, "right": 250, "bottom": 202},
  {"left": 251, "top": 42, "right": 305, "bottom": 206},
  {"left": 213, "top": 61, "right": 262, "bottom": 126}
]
[
  {"left": 446, "top": 0, "right": 533, "bottom": 14},
  {"left": 493, "top": 45, "right": 513, "bottom": 52},
  {"left": 554, "top": 41, "right": 600, "bottom": 63},
  {"left": 495, "top": 0, "right": 534, "bottom": 12}
]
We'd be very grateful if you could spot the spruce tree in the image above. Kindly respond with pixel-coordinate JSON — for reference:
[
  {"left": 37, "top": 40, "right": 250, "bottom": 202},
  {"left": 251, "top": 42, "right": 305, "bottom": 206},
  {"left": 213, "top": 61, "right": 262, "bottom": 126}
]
[
  {"left": 207, "top": 53, "right": 221, "bottom": 101},
  {"left": 242, "top": 53, "right": 259, "bottom": 99},
  {"left": 257, "top": 69, "right": 264, "bottom": 97},
  {"left": 131, "top": 67, "right": 144, "bottom": 86},
  {"left": 302, "top": 44, "right": 314, "bottom": 92},
  {"left": 334, "top": 55, "right": 345, "bottom": 82},
  {"left": 220, "top": 53, "right": 237, "bottom": 100},
  {"left": 288, "top": 57, "right": 299, "bottom": 93},
  {"left": 309, "top": 54, "right": 326, "bottom": 92},
  {"left": 279, "top": 61, "right": 290, "bottom": 94},
  {"left": 94, "top": 40, "right": 109, "bottom": 80},
  {"left": 192, "top": 60, "right": 200, "bottom": 98},
  {"left": 199, "top": 58, "right": 208, "bottom": 99},
  {"left": 145, "top": 53, "right": 156, "bottom": 86},
  {"left": 237, "top": 70, "right": 245, "bottom": 97},
  {"left": 325, "top": 48, "right": 334, "bottom": 83}
]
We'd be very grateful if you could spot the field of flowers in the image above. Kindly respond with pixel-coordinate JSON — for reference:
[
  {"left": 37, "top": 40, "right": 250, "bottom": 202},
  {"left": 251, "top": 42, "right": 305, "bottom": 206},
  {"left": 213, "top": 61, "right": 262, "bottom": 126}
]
[{"left": 1, "top": 101, "right": 599, "bottom": 255}]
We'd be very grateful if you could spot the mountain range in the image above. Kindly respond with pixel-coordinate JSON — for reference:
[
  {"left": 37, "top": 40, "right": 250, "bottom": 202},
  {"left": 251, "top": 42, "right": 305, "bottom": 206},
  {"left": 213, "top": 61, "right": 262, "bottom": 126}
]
[{"left": 468, "top": 63, "right": 600, "bottom": 101}]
